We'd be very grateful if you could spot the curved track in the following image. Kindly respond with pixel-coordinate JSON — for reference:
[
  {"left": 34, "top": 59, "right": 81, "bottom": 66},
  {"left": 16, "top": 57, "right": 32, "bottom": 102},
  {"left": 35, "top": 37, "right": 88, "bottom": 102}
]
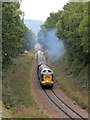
[
  {"left": 31, "top": 46, "right": 88, "bottom": 118},
  {"left": 44, "top": 89, "right": 86, "bottom": 120},
  {"left": 52, "top": 90, "right": 86, "bottom": 120}
]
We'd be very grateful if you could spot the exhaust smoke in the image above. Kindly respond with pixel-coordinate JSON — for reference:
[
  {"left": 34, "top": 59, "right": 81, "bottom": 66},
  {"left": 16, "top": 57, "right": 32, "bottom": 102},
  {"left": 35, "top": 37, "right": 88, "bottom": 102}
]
[{"left": 37, "top": 28, "right": 65, "bottom": 62}]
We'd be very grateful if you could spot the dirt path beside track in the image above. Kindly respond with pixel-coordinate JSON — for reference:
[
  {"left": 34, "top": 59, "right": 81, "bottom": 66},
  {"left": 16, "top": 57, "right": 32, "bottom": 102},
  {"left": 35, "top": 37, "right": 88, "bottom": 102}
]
[
  {"left": 31, "top": 51, "right": 88, "bottom": 118},
  {"left": 0, "top": 101, "right": 2, "bottom": 118}
]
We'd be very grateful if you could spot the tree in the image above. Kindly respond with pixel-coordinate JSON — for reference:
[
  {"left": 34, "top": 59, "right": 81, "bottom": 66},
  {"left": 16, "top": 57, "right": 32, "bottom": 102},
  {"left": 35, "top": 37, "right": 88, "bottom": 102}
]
[
  {"left": 2, "top": 2, "right": 27, "bottom": 67},
  {"left": 40, "top": 2, "right": 89, "bottom": 75}
]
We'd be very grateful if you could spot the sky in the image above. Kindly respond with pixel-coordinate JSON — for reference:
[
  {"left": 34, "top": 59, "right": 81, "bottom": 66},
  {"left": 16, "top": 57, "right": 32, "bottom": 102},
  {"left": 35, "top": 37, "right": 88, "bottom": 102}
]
[{"left": 20, "top": 0, "right": 69, "bottom": 21}]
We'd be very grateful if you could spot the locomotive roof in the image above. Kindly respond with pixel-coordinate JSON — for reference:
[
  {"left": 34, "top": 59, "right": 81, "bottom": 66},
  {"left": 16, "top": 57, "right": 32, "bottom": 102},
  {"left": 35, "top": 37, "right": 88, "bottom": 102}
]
[{"left": 39, "top": 64, "right": 53, "bottom": 74}]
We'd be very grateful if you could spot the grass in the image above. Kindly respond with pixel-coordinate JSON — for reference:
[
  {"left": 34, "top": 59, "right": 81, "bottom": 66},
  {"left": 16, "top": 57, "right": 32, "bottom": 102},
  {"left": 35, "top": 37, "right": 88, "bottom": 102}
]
[
  {"left": 2, "top": 52, "right": 48, "bottom": 118},
  {"left": 50, "top": 54, "right": 88, "bottom": 112}
]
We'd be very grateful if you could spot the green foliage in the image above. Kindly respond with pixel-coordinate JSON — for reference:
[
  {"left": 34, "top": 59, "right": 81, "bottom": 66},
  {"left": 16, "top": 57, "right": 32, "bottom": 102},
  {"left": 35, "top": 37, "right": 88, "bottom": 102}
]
[
  {"left": 78, "top": 15, "right": 89, "bottom": 53},
  {"left": 24, "top": 28, "right": 36, "bottom": 51},
  {"left": 2, "top": 2, "right": 27, "bottom": 68},
  {"left": 2, "top": 54, "right": 49, "bottom": 118},
  {"left": 2, "top": 54, "right": 34, "bottom": 109},
  {"left": 57, "top": 2, "right": 89, "bottom": 66},
  {"left": 38, "top": 28, "right": 49, "bottom": 50},
  {"left": 42, "top": 12, "right": 62, "bottom": 28},
  {"left": 43, "top": 2, "right": 89, "bottom": 74},
  {"left": 51, "top": 55, "right": 88, "bottom": 111}
]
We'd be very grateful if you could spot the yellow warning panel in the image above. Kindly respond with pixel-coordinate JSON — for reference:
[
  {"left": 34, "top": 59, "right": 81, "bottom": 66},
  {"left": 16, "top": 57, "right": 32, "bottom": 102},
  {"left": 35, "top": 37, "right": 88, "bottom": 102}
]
[{"left": 43, "top": 75, "right": 52, "bottom": 81}]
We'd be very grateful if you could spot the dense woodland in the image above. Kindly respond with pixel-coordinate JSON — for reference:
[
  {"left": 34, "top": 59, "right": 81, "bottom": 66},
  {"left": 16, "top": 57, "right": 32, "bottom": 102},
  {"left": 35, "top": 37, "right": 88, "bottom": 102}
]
[
  {"left": 40, "top": 2, "right": 89, "bottom": 76},
  {"left": 24, "top": 28, "right": 36, "bottom": 51},
  {"left": 2, "top": 2, "right": 89, "bottom": 70},
  {"left": 2, "top": 2, "right": 34, "bottom": 68},
  {"left": 2, "top": 2, "right": 36, "bottom": 110}
]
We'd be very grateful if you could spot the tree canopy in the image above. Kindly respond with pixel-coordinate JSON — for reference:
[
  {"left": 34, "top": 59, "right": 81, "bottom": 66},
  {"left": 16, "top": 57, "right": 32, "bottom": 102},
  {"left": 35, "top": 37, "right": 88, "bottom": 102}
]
[
  {"left": 41, "top": 2, "right": 89, "bottom": 67},
  {"left": 2, "top": 2, "right": 35, "bottom": 68}
]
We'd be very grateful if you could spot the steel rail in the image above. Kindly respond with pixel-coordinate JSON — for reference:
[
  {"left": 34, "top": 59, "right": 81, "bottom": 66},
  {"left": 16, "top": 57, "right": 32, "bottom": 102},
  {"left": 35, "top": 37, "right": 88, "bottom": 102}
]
[
  {"left": 44, "top": 90, "right": 74, "bottom": 120},
  {"left": 52, "top": 90, "right": 86, "bottom": 120}
]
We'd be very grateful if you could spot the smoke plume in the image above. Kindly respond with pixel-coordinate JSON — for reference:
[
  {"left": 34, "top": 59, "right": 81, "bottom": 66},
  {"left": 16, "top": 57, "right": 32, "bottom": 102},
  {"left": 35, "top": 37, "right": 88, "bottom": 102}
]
[{"left": 37, "top": 28, "right": 65, "bottom": 62}]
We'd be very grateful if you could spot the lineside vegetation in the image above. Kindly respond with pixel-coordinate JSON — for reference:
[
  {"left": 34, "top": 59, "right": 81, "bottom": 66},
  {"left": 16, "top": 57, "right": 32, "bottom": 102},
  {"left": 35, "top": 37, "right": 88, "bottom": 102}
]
[
  {"left": 2, "top": 1, "right": 47, "bottom": 118},
  {"left": 40, "top": 2, "right": 89, "bottom": 111},
  {"left": 2, "top": 53, "right": 48, "bottom": 118}
]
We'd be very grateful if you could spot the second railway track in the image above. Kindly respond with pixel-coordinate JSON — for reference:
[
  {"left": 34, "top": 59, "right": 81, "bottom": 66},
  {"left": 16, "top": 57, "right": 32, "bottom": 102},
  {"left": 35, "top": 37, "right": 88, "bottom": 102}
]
[{"left": 43, "top": 89, "right": 87, "bottom": 120}]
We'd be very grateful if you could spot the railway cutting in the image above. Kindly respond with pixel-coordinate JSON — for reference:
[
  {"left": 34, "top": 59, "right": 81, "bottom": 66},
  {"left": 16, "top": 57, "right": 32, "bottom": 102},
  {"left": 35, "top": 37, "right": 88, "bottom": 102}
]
[{"left": 31, "top": 43, "right": 88, "bottom": 119}]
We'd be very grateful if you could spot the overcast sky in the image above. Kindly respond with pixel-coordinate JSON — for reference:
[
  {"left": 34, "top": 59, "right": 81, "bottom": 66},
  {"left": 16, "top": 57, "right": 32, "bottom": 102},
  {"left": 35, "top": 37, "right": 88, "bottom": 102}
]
[{"left": 20, "top": 0, "right": 69, "bottom": 21}]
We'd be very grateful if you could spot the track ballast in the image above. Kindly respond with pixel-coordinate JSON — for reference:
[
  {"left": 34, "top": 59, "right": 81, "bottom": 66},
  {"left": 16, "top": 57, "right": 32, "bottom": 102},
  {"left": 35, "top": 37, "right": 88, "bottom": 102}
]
[{"left": 44, "top": 89, "right": 86, "bottom": 120}]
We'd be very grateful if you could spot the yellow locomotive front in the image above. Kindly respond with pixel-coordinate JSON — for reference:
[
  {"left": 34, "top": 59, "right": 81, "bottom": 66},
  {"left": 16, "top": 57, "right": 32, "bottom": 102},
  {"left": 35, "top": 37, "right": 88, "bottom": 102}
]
[{"left": 40, "top": 68, "right": 53, "bottom": 88}]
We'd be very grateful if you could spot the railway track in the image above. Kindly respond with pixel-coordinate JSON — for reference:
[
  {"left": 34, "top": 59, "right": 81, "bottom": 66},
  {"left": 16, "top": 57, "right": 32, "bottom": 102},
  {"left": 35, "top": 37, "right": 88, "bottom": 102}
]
[
  {"left": 35, "top": 46, "right": 87, "bottom": 119},
  {"left": 43, "top": 89, "right": 86, "bottom": 120}
]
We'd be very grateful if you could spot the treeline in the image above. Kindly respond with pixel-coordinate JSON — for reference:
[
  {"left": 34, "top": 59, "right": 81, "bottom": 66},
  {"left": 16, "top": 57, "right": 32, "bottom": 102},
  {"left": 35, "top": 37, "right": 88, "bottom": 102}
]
[
  {"left": 42, "top": 2, "right": 89, "bottom": 75},
  {"left": 2, "top": 2, "right": 35, "bottom": 68},
  {"left": 24, "top": 28, "right": 36, "bottom": 51}
]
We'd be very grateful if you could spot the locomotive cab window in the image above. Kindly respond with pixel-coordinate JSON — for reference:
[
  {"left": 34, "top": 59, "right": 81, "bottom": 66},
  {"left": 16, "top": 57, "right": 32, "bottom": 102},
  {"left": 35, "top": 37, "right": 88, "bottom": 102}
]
[
  {"left": 43, "top": 70, "right": 46, "bottom": 72},
  {"left": 48, "top": 70, "right": 52, "bottom": 72}
]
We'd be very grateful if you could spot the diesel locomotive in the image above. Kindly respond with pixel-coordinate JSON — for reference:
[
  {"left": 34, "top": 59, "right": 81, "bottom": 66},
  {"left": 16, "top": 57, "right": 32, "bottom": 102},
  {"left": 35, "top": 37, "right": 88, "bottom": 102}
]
[{"left": 37, "top": 50, "right": 54, "bottom": 89}]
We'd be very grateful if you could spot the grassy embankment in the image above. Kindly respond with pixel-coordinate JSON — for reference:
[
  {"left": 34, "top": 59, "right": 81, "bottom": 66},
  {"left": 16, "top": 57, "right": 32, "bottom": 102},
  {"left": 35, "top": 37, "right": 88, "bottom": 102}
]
[
  {"left": 51, "top": 54, "right": 88, "bottom": 112},
  {"left": 2, "top": 51, "right": 48, "bottom": 118}
]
